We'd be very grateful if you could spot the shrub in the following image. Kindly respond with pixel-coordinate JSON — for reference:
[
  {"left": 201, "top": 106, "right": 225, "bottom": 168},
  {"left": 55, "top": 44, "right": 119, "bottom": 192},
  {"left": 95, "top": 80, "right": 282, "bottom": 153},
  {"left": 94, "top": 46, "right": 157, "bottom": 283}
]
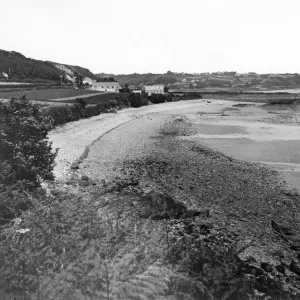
[
  {"left": 128, "top": 92, "right": 143, "bottom": 107},
  {"left": 0, "top": 95, "right": 57, "bottom": 189},
  {"left": 149, "top": 94, "right": 166, "bottom": 104},
  {"left": 75, "top": 98, "right": 87, "bottom": 109}
]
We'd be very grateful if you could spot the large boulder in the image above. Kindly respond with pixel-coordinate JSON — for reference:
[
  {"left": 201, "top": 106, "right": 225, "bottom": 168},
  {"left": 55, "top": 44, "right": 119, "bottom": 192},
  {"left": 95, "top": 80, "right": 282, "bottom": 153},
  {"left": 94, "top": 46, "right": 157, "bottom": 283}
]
[
  {"left": 271, "top": 220, "right": 293, "bottom": 236},
  {"left": 138, "top": 191, "right": 200, "bottom": 220}
]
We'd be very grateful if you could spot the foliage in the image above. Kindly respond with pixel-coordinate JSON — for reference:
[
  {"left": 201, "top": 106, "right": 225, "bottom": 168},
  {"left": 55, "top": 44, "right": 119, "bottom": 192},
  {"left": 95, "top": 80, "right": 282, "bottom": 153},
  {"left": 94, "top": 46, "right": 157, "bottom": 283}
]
[
  {"left": 75, "top": 98, "right": 87, "bottom": 109},
  {"left": 44, "top": 98, "right": 123, "bottom": 126},
  {"left": 128, "top": 92, "right": 143, "bottom": 107},
  {"left": 96, "top": 77, "right": 116, "bottom": 82},
  {"left": 74, "top": 72, "right": 83, "bottom": 88},
  {"left": 0, "top": 95, "right": 57, "bottom": 189},
  {"left": 149, "top": 94, "right": 166, "bottom": 104},
  {"left": 0, "top": 191, "right": 171, "bottom": 300}
]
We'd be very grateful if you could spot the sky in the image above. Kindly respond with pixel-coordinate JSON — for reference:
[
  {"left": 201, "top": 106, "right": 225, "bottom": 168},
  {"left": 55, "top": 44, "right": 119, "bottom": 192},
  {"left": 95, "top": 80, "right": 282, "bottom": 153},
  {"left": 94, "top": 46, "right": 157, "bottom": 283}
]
[{"left": 1, "top": 0, "right": 300, "bottom": 74}]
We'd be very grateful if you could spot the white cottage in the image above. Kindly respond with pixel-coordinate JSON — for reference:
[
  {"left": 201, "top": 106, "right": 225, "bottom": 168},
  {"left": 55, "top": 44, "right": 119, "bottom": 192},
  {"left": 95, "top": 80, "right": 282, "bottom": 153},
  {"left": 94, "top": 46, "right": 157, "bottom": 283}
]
[
  {"left": 91, "top": 81, "right": 122, "bottom": 93},
  {"left": 145, "top": 84, "right": 164, "bottom": 96}
]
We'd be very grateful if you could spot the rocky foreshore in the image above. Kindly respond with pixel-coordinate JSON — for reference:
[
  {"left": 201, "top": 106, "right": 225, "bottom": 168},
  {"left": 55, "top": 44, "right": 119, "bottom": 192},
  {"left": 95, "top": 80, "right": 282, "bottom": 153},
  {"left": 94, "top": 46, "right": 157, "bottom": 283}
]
[{"left": 49, "top": 114, "right": 300, "bottom": 298}]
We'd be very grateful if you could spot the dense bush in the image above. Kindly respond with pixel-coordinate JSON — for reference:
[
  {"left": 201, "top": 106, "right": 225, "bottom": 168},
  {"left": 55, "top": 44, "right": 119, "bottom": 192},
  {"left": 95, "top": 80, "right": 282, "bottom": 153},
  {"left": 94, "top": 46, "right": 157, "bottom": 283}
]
[
  {"left": 149, "top": 94, "right": 166, "bottom": 104},
  {"left": 44, "top": 98, "right": 124, "bottom": 126},
  {"left": 128, "top": 92, "right": 143, "bottom": 107},
  {"left": 0, "top": 96, "right": 57, "bottom": 189}
]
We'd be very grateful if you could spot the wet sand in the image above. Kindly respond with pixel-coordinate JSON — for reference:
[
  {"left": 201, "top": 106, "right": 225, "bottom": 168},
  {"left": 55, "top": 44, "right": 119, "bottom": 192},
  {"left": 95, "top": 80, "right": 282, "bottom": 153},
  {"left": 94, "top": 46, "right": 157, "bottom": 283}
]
[{"left": 182, "top": 101, "right": 300, "bottom": 191}]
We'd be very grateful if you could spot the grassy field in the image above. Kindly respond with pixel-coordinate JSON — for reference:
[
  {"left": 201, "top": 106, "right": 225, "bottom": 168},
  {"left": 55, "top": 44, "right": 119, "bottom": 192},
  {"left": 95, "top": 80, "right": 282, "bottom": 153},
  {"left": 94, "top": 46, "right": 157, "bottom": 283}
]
[{"left": 0, "top": 88, "right": 102, "bottom": 101}]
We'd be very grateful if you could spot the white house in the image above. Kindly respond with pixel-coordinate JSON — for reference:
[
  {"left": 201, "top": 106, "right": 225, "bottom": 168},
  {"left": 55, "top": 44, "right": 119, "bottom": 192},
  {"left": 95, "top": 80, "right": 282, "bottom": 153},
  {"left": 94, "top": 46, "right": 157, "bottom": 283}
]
[
  {"left": 145, "top": 84, "right": 164, "bottom": 96},
  {"left": 90, "top": 81, "right": 122, "bottom": 93}
]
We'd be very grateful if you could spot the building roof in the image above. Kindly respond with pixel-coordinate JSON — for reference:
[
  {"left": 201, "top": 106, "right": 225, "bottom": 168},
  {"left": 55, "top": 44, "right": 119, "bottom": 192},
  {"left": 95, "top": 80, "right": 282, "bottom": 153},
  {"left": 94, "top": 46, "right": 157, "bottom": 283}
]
[
  {"left": 94, "top": 81, "right": 120, "bottom": 84},
  {"left": 146, "top": 84, "right": 164, "bottom": 87}
]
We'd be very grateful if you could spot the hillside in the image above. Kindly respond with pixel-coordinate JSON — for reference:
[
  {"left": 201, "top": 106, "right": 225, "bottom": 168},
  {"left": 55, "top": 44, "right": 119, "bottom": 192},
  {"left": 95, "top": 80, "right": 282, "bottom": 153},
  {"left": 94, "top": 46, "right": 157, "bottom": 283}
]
[
  {"left": 97, "top": 71, "right": 300, "bottom": 91},
  {"left": 0, "top": 49, "right": 97, "bottom": 83}
]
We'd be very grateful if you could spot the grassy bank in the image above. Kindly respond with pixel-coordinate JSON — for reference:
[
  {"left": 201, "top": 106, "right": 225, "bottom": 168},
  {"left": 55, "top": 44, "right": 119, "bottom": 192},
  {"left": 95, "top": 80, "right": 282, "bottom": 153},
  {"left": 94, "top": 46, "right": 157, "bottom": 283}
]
[{"left": 0, "top": 88, "right": 102, "bottom": 101}]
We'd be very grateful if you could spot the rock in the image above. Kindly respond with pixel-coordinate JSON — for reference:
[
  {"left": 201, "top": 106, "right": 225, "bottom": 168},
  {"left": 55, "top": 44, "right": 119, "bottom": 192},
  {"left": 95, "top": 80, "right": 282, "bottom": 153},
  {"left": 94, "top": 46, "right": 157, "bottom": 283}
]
[
  {"left": 0, "top": 205, "right": 15, "bottom": 225},
  {"left": 289, "top": 261, "right": 300, "bottom": 276},
  {"left": 50, "top": 189, "right": 60, "bottom": 196},
  {"left": 271, "top": 220, "right": 293, "bottom": 236},
  {"left": 69, "top": 173, "right": 79, "bottom": 180},
  {"left": 89, "top": 180, "right": 97, "bottom": 186},
  {"left": 199, "top": 209, "right": 210, "bottom": 218},
  {"left": 287, "top": 236, "right": 300, "bottom": 250},
  {"left": 71, "top": 162, "right": 80, "bottom": 170},
  {"left": 138, "top": 191, "right": 200, "bottom": 220},
  {"left": 78, "top": 180, "right": 90, "bottom": 187},
  {"left": 81, "top": 175, "right": 89, "bottom": 181},
  {"left": 101, "top": 179, "right": 106, "bottom": 186},
  {"left": 276, "top": 265, "right": 285, "bottom": 274},
  {"left": 36, "top": 187, "right": 47, "bottom": 195},
  {"left": 290, "top": 244, "right": 300, "bottom": 251},
  {"left": 240, "top": 263, "right": 263, "bottom": 276},
  {"left": 283, "top": 189, "right": 299, "bottom": 197},
  {"left": 283, "top": 199, "right": 293, "bottom": 206},
  {"left": 261, "top": 262, "right": 273, "bottom": 273},
  {"left": 273, "top": 250, "right": 284, "bottom": 258}
]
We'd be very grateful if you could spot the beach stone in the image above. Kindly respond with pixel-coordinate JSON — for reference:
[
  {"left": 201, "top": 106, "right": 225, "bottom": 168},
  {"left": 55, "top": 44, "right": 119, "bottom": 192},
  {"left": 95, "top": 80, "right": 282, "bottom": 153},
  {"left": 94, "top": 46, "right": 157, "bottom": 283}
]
[
  {"left": 0, "top": 205, "right": 14, "bottom": 225},
  {"left": 71, "top": 162, "right": 80, "bottom": 170},
  {"left": 81, "top": 175, "right": 89, "bottom": 181},
  {"left": 78, "top": 180, "right": 89, "bottom": 187},
  {"left": 276, "top": 264, "right": 285, "bottom": 274},
  {"left": 50, "top": 189, "right": 60, "bottom": 196},
  {"left": 290, "top": 261, "right": 300, "bottom": 276},
  {"left": 261, "top": 262, "right": 273, "bottom": 273},
  {"left": 283, "top": 199, "right": 293, "bottom": 207},
  {"left": 287, "top": 236, "right": 300, "bottom": 250},
  {"left": 271, "top": 220, "right": 293, "bottom": 236},
  {"left": 273, "top": 250, "right": 284, "bottom": 258}
]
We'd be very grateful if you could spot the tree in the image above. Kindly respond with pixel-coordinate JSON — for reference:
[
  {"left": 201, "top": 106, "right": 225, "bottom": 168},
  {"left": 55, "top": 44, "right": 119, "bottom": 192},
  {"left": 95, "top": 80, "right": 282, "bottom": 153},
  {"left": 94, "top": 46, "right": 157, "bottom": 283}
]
[
  {"left": 74, "top": 72, "right": 83, "bottom": 88},
  {"left": 0, "top": 95, "right": 57, "bottom": 189}
]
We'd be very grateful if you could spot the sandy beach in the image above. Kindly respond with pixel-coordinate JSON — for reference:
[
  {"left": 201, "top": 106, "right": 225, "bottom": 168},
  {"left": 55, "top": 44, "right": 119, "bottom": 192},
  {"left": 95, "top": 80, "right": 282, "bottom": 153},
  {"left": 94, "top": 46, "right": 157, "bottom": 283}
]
[{"left": 49, "top": 99, "right": 300, "bottom": 192}]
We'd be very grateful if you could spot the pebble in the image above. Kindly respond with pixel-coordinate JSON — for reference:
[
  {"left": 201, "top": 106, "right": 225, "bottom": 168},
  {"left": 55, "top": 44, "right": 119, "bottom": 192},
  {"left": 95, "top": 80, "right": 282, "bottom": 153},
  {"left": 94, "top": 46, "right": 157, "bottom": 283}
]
[{"left": 81, "top": 175, "right": 89, "bottom": 181}]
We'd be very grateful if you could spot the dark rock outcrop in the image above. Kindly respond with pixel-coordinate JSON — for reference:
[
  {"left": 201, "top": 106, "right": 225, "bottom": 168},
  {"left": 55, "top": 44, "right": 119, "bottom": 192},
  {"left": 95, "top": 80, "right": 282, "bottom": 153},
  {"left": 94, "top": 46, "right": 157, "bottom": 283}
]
[
  {"left": 138, "top": 191, "right": 201, "bottom": 220},
  {"left": 271, "top": 220, "right": 293, "bottom": 236}
]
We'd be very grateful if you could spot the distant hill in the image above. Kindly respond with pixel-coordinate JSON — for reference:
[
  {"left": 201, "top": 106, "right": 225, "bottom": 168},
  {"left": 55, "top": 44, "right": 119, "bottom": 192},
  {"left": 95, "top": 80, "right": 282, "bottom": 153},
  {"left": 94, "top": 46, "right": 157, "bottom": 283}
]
[
  {"left": 95, "top": 73, "right": 184, "bottom": 87},
  {"left": 96, "top": 71, "right": 300, "bottom": 91},
  {"left": 0, "top": 49, "right": 97, "bottom": 83}
]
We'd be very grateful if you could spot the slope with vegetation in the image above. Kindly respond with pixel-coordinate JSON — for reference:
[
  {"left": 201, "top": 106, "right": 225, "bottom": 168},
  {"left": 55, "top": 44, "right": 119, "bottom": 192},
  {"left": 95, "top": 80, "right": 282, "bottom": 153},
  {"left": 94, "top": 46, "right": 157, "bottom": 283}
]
[{"left": 0, "top": 49, "right": 97, "bottom": 83}]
